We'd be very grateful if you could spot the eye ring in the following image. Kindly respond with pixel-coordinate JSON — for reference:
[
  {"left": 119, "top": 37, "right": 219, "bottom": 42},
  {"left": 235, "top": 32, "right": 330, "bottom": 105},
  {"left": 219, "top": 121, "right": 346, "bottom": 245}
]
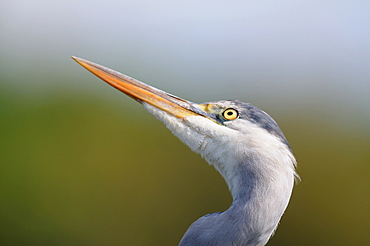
[{"left": 222, "top": 108, "right": 239, "bottom": 121}]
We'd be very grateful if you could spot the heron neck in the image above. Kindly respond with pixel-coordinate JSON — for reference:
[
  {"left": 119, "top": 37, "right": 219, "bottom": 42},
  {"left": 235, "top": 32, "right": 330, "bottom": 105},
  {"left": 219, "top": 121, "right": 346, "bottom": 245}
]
[
  {"left": 180, "top": 158, "right": 295, "bottom": 246},
  {"left": 228, "top": 155, "right": 294, "bottom": 238}
]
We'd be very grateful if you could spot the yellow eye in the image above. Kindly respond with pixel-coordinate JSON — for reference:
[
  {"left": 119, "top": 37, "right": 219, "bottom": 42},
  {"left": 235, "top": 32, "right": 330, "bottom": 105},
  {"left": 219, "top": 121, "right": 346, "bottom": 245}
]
[{"left": 222, "top": 108, "right": 239, "bottom": 120}]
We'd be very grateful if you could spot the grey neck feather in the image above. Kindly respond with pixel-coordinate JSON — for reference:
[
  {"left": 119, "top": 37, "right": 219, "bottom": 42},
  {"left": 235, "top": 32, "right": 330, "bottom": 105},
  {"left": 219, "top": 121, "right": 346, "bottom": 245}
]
[{"left": 180, "top": 156, "right": 294, "bottom": 246}]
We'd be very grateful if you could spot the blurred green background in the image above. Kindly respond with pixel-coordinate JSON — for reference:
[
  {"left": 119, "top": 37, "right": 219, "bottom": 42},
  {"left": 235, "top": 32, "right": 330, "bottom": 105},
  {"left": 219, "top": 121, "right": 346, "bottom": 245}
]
[{"left": 1, "top": 1, "right": 369, "bottom": 245}]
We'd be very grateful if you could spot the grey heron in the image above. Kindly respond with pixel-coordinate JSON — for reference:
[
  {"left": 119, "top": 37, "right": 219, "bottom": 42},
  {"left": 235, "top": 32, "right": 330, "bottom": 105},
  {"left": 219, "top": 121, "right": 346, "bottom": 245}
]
[{"left": 72, "top": 56, "right": 298, "bottom": 246}]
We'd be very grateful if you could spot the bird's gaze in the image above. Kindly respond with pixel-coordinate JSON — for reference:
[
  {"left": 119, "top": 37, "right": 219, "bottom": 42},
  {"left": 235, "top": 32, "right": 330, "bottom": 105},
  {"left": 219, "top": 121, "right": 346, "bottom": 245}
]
[{"left": 222, "top": 108, "right": 239, "bottom": 121}]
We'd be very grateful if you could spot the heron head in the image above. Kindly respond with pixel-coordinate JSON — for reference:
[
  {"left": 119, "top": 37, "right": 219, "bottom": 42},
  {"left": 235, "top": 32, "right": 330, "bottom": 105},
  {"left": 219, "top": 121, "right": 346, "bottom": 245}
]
[{"left": 72, "top": 57, "right": 297, "bottom": 197}]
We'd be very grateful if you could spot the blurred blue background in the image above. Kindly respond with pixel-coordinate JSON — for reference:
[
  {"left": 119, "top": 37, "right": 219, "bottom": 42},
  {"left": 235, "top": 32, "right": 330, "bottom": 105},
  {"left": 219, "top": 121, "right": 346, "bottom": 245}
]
[{"left": 1, "top": 0, "right": 369, "bottom": 245}]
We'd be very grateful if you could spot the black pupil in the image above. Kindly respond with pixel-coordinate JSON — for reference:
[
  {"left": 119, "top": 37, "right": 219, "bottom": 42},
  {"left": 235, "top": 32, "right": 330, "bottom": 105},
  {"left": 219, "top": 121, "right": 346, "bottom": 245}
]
[{"left": 227, "top": 111, "right": 233, "bottom": 115}]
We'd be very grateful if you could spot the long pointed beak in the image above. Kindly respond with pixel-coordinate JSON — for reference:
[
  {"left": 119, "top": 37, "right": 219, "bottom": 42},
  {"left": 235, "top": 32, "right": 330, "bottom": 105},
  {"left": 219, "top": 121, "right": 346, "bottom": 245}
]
[{"left": 72, "top": 56, "right": 205, "bottom": 119}]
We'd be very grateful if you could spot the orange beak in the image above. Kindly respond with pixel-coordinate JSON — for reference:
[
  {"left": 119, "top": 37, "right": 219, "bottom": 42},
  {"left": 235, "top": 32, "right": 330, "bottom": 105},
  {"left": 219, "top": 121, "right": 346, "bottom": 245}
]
[{"left": 72, "top": 56, "right": 205, "bottom": 119}]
